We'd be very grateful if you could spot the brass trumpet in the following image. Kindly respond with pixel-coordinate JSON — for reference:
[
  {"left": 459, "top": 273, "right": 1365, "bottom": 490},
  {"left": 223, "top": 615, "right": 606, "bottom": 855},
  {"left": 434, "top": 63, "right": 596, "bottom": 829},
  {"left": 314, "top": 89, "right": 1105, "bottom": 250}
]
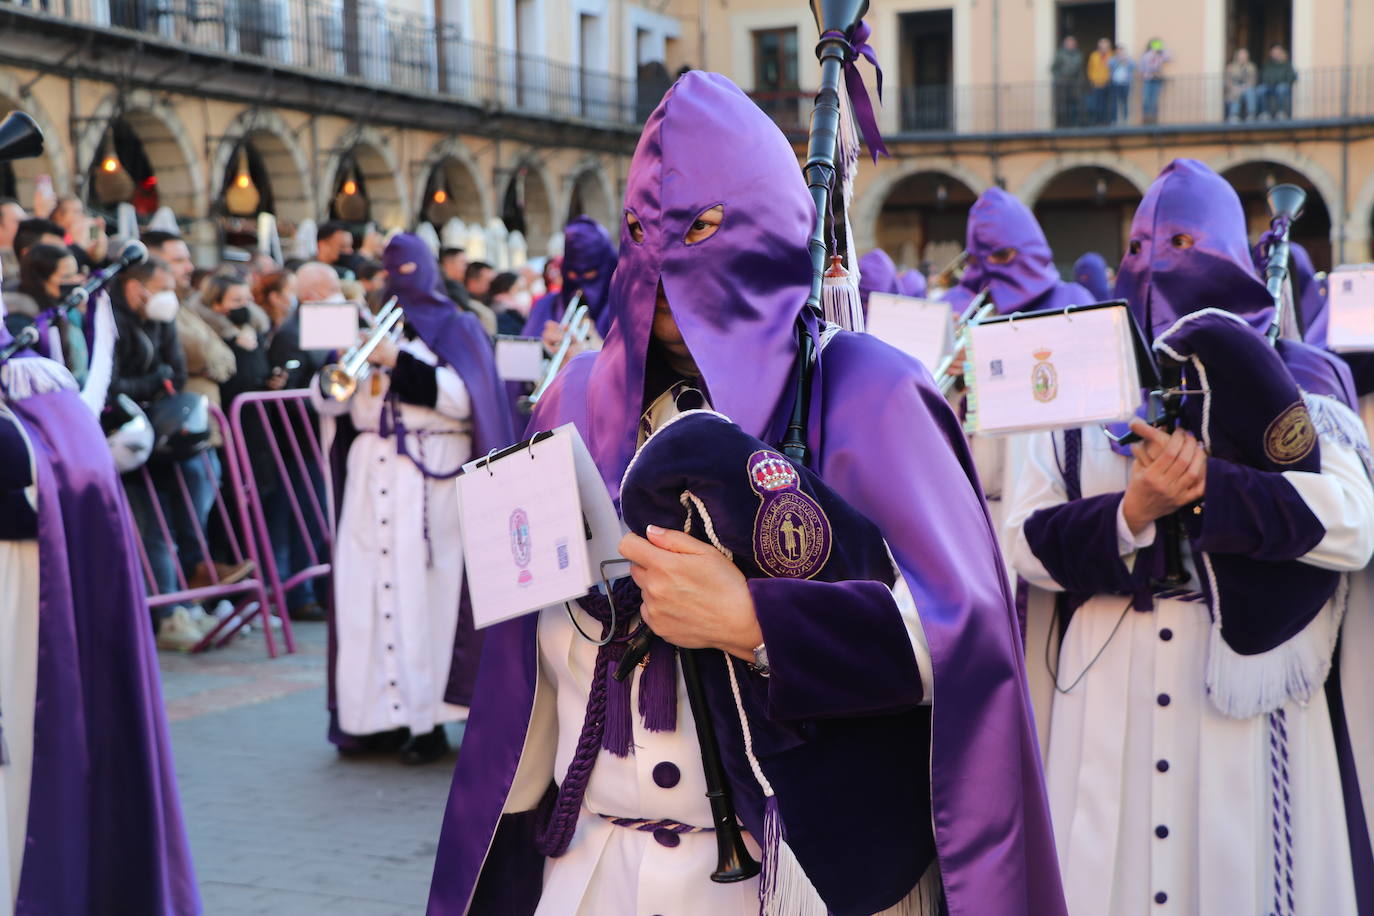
[
  {"left": 930, "top": 249, "right": 969, "bottom": 293},
  {"left": 935, "top": 291, "right": 994, "bottom": 397},
  {"left": 519, "top": 294, "right": 589, "bottom": 414},
  {"left": 318, "top": 296, "right": 402, "bottom": 402}
]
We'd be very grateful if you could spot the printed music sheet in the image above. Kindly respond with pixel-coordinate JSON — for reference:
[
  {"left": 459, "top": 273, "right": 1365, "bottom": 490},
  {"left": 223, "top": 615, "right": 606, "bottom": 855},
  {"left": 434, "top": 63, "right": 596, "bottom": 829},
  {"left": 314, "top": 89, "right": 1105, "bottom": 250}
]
[
  {"left": 1327, "top": 267, "right": 1374, "bottom": 352},
  {"left": 298, "top": 302, "right": 363, "bottom": 351},
  {"left": 457, "top": 424, "right": 623, "bottom": 629},
  {"left": 864, "top": 293, "right": 956, "bottom": 370},
  {"left": 494, "top": 336, "right": 547, "bottom": 382},
  {"left": 966, "top": 304, "right": 1140, "bottom": 435}
]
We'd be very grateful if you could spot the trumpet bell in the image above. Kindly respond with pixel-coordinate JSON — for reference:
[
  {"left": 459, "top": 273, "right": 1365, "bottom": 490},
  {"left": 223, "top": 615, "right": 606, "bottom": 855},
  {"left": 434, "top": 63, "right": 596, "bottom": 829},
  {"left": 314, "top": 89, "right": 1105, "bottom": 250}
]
[
  {"left": 320, "top": 365, "right": 358, "bottom": 402},
  {"left": 1266, "top": 183, "right": 1307, "bottom": 223}
]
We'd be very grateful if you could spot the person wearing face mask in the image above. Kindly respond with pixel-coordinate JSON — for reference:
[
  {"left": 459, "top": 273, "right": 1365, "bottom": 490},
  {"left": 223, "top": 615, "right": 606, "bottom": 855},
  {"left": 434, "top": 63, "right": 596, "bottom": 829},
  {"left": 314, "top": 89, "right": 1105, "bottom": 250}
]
[
  {"left": 1004, "top": 158, "right": 1374, "bottom": 915},
  {"left": 523, "top": 216, "right": 618, "bottom": 350},
  {"left": 5, "top": 244, "right": 88, "bottom": 384},
  {"left": 311, "top": 234, "right": 513, "bottom": 764},
  {"left": 487, "top": 270, "right": 529, "bottom": 336},
  {"left": 192, "top": 271, "right": 275, "bottom": 407},
  {"left": 428, "top": 71, "right": 1065, "bottom": 916}
]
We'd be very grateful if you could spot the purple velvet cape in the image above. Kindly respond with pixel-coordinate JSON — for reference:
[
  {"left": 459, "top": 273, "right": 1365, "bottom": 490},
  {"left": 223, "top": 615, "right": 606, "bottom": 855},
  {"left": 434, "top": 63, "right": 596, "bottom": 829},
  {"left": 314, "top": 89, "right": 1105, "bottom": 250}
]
[
  {"left": 323, "top": 236, "right": 516, "bottom": 745},
  {"left": 427, "top": 71, "right": 1065, "bottom": 916},
  {"left": 1072, "top": 251, "right": 1112, "bottom": 302},
  {"left": 520, "top": 217, "right": 618, "bottom": 339},
  {"left": 968, "top": 187, "right": 1093, "bottom": 315},
  {"left": 0, "top": 312, "right": 199, "bottom": 913},
  {"left": 897, "top": 267, "right": 927, "bottom": 298},
  {"left": 857, "top": 248, "right": 899, "bottom": 307}
]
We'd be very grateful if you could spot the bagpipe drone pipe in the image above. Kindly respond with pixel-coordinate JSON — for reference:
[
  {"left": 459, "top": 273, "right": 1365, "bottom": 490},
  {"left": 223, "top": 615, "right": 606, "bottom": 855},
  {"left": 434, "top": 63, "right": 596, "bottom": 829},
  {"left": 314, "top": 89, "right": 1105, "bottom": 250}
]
[{"left": 619, "top": 409, "right": 936, "bottom": 916}]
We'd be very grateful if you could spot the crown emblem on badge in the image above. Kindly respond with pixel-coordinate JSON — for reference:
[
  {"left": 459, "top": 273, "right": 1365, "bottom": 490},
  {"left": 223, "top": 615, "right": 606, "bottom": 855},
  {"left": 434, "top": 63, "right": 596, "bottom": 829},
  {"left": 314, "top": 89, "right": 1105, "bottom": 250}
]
[
  {"left": 1033, "top": 348, "right": 1053, "bottom": 362},
  {"left": 752, "top": 454, "right": 799, "bottom": 492}
]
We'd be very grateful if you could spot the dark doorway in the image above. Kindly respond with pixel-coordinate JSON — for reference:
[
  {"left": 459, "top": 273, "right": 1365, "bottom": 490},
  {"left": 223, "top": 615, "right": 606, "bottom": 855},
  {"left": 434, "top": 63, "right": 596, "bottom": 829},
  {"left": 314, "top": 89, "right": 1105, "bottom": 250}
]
[
  {"left": 898, "top": 10, "right": 953, "bottom": 132},
  {"left": 1057, "top": 1, "right": 1115, "bottom": 58},
  {"left": 1222, "top": 162, "right": 1331, "bottom": 271},
  {"left": 876, "top": 172, "right": 978, "bottom": 271},
  {"left": 87, "top": 119, "right": 159, "bottom": 217},
  {"left": 1032, "top": 167, "right": 1141, "bottom": 279},
  {"left": 1227, "top": 0, "right": 1293, "bottom": 65},
  {"left": 218, "top": 142, "right": 275, "bottom": 217}
]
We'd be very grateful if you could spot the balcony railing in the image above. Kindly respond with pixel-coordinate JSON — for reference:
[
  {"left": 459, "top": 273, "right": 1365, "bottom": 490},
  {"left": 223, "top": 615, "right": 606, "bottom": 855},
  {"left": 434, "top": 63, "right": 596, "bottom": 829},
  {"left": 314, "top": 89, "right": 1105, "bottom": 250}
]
[
  {"left": 7, "top": 0, "right": 640, "bottom": 127},
  {"left": 755, "top": 65, "right": 1374, "bottom": 138}
]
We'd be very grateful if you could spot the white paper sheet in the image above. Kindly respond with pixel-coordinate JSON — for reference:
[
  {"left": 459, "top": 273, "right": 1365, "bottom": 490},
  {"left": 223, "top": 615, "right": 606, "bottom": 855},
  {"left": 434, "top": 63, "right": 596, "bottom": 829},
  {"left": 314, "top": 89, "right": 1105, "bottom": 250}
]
[
  {"left": 1327, "top": 267, "right": 1374, "bottom": 353},
  {"left": 457, "top": 424, "right": 623, "bottom": 629},
  {"left": 495, "top": 336, "right": 547, "bottom": 382},
  {"left": 298, "top": 302, "right": 363, "bottom": 351},
  {"left": 967, "top": 305, "right": 1140, "bottom": 435},
  {"left": 865, "top": 293, "right": 955, "bottom": 370}
]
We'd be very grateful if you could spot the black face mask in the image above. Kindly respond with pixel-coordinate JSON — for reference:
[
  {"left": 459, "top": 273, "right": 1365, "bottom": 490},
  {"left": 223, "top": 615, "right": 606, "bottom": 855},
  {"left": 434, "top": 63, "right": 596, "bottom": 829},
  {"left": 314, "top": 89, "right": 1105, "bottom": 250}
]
[
  {"left": 58, "top": 283, "right": 80, "bottom": 303},
  {"left": 227, "top": 306, "right": 251, "bottom": 326}
]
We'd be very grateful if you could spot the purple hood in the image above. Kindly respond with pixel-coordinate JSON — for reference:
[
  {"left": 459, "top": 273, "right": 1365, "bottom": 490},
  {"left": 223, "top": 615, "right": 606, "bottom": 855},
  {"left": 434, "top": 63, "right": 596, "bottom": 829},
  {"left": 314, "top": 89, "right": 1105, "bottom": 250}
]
[
  {"left": 897, "top": 268, "right": 928, "bottom": 298},
  {"left": 1072, "top": 251, "right": 1113, "bottom": 302},
  {"left": 968, "top": 187, "right": 1089, "bottom": 314},
  {"left": 382, "top": 234, "right": 514, "bottom": 457},
  {"left": 858, "top": 248, "right": 900, "bottom": 306},
  {"left": 1115, "top": 158, "right": 1275, "bottom": 339}
]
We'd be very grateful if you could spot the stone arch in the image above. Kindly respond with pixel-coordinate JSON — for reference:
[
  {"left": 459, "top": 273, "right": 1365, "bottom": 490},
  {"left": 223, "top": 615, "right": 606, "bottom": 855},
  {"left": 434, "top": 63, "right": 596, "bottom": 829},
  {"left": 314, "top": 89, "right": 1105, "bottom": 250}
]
[
  {"left": 500, "top": 157, "right": 556, "bottom": 256},
  {"left": 1213, "top": 154, "right": 1338, "bottom": 271},
  {"left": 210, "top": 108, "right": 313, "bottom": 225},
  {"left": 0, "top": 72, "right": 71, "bottom": 199},
  {"left": 1205, "top": 146, "right": 1343, "bottom": 230},
  {"left": 852, "top": 157, "right": 990, "bottom": 260},
  {"left": 1350, "top": 169, "right": 1374, "bottom": 262},
  {"left": 418, "top": 136, "right": 489, "bottom": 227},
  {"left": 1026, "top": 165, "right": 1147, "bottom": 274},
  {"left": 321, "top": 126, "right": 407, "bottom": 229},
  {"left": 1015, "top": 153, "right": 1152, "bottom": 207},
  {"left": 76, "top": 88, "right": 206, "bottom": 219},
  {"left": 563, "top": 158, "right": 616, "bottom": 231}
]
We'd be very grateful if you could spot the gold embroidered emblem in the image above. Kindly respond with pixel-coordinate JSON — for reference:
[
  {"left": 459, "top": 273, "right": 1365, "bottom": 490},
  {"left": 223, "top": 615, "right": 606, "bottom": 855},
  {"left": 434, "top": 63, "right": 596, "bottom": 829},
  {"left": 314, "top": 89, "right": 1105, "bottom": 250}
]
[
  {"left": 1031, "top": 348, "right": 1059, "bottom": 403},
  {"left": 1264, "top": 402, "right": 1316, "bottom": 464},
  {"left": 748, "top": 450, "right": 832, "bottom": 580}
]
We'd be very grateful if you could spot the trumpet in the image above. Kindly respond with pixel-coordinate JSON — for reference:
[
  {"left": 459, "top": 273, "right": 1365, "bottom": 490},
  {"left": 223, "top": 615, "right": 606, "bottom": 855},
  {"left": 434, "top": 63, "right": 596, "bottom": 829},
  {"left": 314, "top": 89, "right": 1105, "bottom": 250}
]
[
  {"left": 519, "top": 295, "right": 590, "bottom": 414},
  {"left": 318, "top": 296, "right": 403, "bottom": 402},
  {"left": 930, "top": 249, "right": 969, "bottom": 293},
  {"left": 935, "top": 291, "right": 994, "bottom": 397}
]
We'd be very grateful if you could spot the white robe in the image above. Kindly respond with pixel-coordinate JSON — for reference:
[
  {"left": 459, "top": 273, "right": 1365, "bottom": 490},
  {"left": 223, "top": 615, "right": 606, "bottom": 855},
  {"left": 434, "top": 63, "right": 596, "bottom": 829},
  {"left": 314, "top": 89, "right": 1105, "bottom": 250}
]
[
  {"left": 0, "top": 404, "right": 39, "bottom": 912},
  {"left": 312, "top": 339, "right": 473, "bottom": 737},
  {"left": 1340, "top": 392, "right": 1374, "bottom": 854},
  {"left": 1004, "top": 407, "right": 1374, "bottom": 916}
]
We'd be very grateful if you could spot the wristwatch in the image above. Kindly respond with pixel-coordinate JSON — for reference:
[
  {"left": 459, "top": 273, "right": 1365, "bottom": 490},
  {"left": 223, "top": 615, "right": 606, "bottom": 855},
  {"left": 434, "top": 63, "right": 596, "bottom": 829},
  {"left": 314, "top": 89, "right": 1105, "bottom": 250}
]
[{"left": 749, "top": 643, "right": 770, "bottom": 677}]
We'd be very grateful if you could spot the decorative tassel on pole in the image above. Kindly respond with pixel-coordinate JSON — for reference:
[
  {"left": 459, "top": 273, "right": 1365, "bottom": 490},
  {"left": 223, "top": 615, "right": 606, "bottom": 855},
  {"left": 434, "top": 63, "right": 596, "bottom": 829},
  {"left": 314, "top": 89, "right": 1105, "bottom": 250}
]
[{"left": 821, "top": 254, "right": 865, "bottom": 332}]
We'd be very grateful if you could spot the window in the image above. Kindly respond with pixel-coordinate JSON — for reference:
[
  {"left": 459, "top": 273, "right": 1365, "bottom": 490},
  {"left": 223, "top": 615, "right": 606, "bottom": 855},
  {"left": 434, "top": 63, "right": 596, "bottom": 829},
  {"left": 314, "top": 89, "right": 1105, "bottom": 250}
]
[{"left": 752, "top": 27, "right": 799, "bottom": 127}]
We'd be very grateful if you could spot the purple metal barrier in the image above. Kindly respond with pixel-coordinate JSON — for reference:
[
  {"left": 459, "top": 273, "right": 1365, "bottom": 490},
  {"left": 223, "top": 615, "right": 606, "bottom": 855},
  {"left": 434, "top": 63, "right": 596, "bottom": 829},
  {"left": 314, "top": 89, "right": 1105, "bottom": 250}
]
[
  {"left": 126, "top": 402, "right": 279, "bottom": 655},
  {"left": 228, "top": 389, "right": 335, "bottom": 656}
]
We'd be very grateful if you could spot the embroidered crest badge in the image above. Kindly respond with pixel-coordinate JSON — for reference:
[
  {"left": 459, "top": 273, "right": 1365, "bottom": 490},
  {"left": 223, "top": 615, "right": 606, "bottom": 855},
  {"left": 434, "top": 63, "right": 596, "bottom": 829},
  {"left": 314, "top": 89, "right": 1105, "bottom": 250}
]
[
  {"left": 1031, "top": 348, "right": 1058, "bottom": 403},
  {"left": 1264, "top": 401, "right": 1317, "bottom": 465},
  {"left": 747, "top": 450, "right": 831, "bottom": 579},
  {"left": 510, "top": 508, "right": 533, "bottom": 585}
]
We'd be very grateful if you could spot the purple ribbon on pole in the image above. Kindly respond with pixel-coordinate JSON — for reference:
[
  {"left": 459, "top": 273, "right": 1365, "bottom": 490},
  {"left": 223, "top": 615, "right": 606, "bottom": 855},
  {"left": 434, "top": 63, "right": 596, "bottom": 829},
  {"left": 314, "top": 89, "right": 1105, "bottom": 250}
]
[{"left": 823, "top": 20, "right": 889, "bottom": 163}]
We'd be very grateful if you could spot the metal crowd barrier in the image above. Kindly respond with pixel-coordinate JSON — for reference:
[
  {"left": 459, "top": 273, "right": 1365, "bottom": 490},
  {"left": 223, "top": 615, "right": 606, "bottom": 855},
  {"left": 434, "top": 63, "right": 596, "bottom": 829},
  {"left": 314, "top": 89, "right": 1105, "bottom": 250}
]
[{"left": 127, "top": 402, "right": 284, "bottom": 656}]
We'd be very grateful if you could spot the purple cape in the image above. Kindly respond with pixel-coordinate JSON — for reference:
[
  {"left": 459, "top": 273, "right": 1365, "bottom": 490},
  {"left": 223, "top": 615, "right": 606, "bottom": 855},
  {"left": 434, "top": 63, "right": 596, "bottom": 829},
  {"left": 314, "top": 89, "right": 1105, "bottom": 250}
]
[
  {"left": 0, "top": 349, "right": 198, "bottom": 915},
  {"left": 897, "top": 268, "right": 927, "bottom": 298},
  {"left": 428, "top": 70, "right": 1064, "bottom": 916},
  {"left": 857, "top": 248, "right": 899, "bottom": 306},
  {"left": 520, "top": 217, "right": 618, "bottom": 338},
  {"left": 968, "top": 187, "right": 1092, "bottom": 315},
  {"left": 1072, "top": 251, "right": 1113, "bottom": 302}
]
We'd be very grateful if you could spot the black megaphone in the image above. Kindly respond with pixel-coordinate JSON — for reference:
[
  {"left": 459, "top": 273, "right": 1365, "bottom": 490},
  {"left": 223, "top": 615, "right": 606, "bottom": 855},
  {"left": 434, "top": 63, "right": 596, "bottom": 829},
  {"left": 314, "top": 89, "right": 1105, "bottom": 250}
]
[{"left": 0, "top": 111, "right": 44, "bottom": 164}]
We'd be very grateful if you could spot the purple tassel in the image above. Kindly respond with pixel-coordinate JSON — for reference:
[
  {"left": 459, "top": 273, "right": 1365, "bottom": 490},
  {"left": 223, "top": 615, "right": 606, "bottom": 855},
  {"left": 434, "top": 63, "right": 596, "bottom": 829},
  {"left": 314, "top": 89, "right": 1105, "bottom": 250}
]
[
  {"left": 639, "top": 638, "right": 678, "bottom": 733},
  {"left": 602, "top": 654, "right": 635, "bottom": 757}
]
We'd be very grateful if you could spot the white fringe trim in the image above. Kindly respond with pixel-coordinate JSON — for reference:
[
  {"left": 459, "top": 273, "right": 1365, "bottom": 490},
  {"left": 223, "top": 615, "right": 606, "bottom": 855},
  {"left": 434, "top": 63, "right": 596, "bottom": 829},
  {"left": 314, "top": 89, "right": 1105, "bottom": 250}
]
[
  {"left": 1305, "top": 391, "right": 1374, "bottom": 481},
  {"left": 80, "top": 291, "right": 116, "bottom": 417},
  {"left": 0, "top": 356, "right": 78, "bottom": 402},
  {"left": 822, "top": 274, "right": 865, "bottom": 333},
  {"left": 1204, "top": 573, "right": 1346, "bottom": 719}
]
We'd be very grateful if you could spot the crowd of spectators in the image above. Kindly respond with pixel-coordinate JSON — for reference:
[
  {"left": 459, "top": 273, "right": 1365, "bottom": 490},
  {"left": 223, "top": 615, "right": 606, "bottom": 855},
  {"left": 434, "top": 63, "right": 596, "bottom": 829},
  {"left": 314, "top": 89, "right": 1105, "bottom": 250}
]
[{"left": 0, "top": 195, "right": 550, "bottom": 650}]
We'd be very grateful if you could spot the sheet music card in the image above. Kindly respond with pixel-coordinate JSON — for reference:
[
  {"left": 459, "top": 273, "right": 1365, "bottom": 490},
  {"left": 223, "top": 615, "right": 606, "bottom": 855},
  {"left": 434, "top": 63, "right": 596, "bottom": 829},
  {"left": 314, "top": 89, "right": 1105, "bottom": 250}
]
[
  {"left": 457, "top": 424, "right": 623, "bottom": 629},
  {"left": 966, "top": 304, "right": 1140, "bottom": 435},
  {"left": 1327, "top": 267, "right": 1374, "bottom": 353},
  {"left": 865, "top": 293, "right": 955, "bottom": 370},
  {"left": 494, "top": 335, "right": 547, "bottom": 382},
  {"left": 298, "top": 302, "right": 362, "bottom": 351}
]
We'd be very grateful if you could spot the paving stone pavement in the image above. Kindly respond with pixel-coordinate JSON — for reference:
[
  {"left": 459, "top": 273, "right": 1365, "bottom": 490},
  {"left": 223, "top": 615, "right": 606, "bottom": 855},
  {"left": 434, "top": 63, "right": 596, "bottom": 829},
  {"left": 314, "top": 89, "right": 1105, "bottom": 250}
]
[{"left": 160, "top": 621, "right": 463, "bottom": 916}]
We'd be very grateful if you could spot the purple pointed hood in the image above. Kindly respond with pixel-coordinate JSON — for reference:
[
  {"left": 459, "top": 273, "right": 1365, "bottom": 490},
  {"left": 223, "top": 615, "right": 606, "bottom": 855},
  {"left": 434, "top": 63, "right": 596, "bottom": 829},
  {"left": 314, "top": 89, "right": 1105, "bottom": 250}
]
[
  {"left": 585, "top": 70, "right": 813, "bottom": 496},
  {"left": 1073, "top": 252, "right": 1112, "bottom": 302},
  {"left": 897, "top": 268, "right": 927, "bottom": 298},
  {"left": 561, "top": 215, "right": 618, "bottom": 335},
  {"left": 1115, "top": 158, "right": 1273, "bottom": 339},
  {"left": 383, "top": 234, "right": 515, "bottom": 457},
  {"left": 968, "top": 187, "right": 1066, "bottom": 315},
  {"left": 858, "top": 248, "right": 900, "bottom": 306}
]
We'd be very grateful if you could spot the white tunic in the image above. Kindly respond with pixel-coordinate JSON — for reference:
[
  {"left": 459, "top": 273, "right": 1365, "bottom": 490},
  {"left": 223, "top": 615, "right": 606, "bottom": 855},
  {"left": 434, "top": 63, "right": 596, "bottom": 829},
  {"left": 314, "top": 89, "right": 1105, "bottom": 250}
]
[
  {"left": 1004, "top": 408, "right": 1374, "bottom": 916},
  {"left": 1340, "top": 393, "right": 1374, "bottom": 851},
  {"left": 0, "top": 404, "right": 39, "bottom": 911},
  {"left": 312, "top": 339, "right": 473, "bottom": 736}
]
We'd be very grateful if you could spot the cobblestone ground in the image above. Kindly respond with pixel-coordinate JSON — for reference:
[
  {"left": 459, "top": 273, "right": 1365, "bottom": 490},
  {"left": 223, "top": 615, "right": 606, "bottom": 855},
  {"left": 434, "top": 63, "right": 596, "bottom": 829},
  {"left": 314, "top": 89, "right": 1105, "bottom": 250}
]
[{"left": 160, "top": 620, "right": 462, "bottom": 916}]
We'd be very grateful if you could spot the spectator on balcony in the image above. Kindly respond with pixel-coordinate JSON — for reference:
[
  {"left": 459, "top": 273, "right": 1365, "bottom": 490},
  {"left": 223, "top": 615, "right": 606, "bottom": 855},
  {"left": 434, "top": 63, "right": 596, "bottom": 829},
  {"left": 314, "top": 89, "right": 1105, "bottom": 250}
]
[
  {"left": 1052, "top": 35, "right": 1085, "bottom": 127},
  {"left": 50, "top": 196, "right": 108, "bottom": 273},
  {"left": 1259, "top": 44, "right": 1296, "bottom": 120},
  {"left": 1086, "top": 38, "right": 1113, "bottom": 125},
  {"left": 0, "top": 196, "right": 26, "bottom": 281},
  {"left": 1139, "top": 38, "right": 1171, "bottom": 124},
  {"left": 1109, "top": 44, "right": 1135, "bottom": 124},
  {"left": 463, "top": 259, "right": 499, "bottom": 335},
  {"left": 1225, "top": 48, "right": 1259, "bottom": 122},
  {"left": 316, "top": 220, "right": 357, "bottom": 281}
]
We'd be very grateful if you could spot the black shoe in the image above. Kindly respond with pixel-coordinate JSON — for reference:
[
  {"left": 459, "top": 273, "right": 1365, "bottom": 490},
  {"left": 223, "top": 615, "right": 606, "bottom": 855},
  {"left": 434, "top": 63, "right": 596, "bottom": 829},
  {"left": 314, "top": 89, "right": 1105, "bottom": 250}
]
[
  {"left": 336, "top": 727, "right": 411, "bottom": 758},
  {"left": 289, "top": 601, "right": 327, "bottom": 622},
  {"left": 399, "top": 726, "right": 450, "bottom": 765}
]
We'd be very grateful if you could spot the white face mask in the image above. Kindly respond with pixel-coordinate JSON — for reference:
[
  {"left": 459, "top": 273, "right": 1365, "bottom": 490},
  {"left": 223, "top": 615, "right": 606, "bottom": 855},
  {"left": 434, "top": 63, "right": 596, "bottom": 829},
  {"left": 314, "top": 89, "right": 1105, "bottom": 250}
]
[{"left": 143, "top": 289, "right": 181, "bottom": 323}]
